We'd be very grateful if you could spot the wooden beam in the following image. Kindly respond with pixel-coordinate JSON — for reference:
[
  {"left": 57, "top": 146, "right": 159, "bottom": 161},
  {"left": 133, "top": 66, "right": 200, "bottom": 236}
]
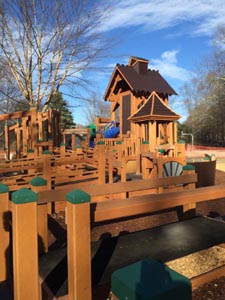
[
  {"left": 38, "top": 174, "right": 197, "bottom": 204},
  {"left": 93, "top": 184, "right": 225, "bottom": 222},
  {"left": 0, "top": 110, "right": 32, "bottom": 121}
]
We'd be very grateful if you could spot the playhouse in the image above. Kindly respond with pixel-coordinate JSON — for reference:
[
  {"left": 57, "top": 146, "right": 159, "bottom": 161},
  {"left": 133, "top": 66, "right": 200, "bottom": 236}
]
[{"left": 103, "top": 56, "right": 181, "bottom": 155}]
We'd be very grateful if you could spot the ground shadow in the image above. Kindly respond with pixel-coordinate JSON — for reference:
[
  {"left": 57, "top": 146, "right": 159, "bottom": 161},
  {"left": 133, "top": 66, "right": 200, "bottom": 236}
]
[{"left": 48, "top": 215, "right": 67, "bottom": 251}]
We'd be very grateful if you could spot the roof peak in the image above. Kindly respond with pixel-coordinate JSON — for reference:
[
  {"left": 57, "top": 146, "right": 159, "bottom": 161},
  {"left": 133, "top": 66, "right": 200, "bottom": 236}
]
[{"left": 128, "top": 56, "right": 149, "bottom": 67}]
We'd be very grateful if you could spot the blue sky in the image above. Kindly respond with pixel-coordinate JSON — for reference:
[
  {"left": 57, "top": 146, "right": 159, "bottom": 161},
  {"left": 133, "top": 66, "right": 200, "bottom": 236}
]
[{"left": 71, "top": 0, "right": 225, "bottom": 125}]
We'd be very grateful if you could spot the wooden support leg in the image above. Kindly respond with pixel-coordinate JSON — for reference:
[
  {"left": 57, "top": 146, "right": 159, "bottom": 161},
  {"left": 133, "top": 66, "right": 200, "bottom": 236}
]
[
  {"left": 12, "top": 188, "right": 40, "bottom": 300},
  {"left": 182, "top": 165, "right": 196, "bottom": 220},
  {"left": 31, "top": 177, "right": 48, "bottom": 254},
  {"left": 66, "top": 190, "right": 91, "bottom": 300},
  {"left": 0, "top": 184, "right": 10, "bottom": 281}
]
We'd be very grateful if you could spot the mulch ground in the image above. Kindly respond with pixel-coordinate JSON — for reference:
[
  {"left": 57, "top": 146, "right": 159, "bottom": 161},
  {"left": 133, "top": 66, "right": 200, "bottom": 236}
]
[{"left": 51, "top": 169, "right": 225, "bottom": 300}]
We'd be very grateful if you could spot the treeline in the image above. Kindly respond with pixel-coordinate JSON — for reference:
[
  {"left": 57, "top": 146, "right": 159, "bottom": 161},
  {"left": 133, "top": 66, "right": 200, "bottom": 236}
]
[{"left": 181, "top": 25, "right": 225, "bottom": 146}]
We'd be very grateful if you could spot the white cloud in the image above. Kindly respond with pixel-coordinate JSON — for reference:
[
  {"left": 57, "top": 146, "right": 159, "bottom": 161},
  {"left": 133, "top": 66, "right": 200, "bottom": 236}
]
[
  {"left": 150, "top": 50, "right": 195, "bottom": 82},
  {"left": 100, "top": 0, "right": 225, "bottom": 36}
]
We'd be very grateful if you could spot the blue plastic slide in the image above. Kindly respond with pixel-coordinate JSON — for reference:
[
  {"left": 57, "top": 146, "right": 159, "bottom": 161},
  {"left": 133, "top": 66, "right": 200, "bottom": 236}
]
[{"left": 103, "top": 126, "right": 120, "bottom": 138}]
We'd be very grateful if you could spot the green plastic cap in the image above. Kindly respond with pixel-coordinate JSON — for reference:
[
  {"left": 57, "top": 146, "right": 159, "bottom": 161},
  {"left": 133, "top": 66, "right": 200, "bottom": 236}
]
[
  {"left": 178, "top": 139, "right": 186, "bottom": 144},
  {"left": 30, "top": 177, "right": 47, "bottom": 186},
  {"left": 142, "top": 140, "right": 149, "bottom": 144},
  {"left": 97, "top": 141, "right": 105, "bottom": 145},
  {"left": 66, "top": 189, "right": 90, "bottom": 204},
  {"left": 43, "top": 150, "right": 51, "bottom": 155},
  {"left": 60, "top": 143, "right": 66, "bottom": 146},
  {"left": 28, "top": 149, "right": 34, "bottom": 153},
  {"left": 183, "top": 164, "right": 195, "bottom": 171},
  {"left": 158, "top": 149, "right": 165, "bottom": 154},
  {"left": 0, "top": 183, "right": 9, "bottom": 194},
  {"left": 12, "top": 188, "right": 38, "bottom": 204},
  {"left": 203, "top": 157, "right": 210, "bottom": 161},
  {"left": 116, "top": 141, "right": 122, "bottom": 144}
]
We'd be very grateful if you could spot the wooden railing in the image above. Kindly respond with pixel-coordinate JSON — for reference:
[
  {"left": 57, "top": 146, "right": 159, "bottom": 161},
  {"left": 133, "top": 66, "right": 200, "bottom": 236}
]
[{"left": 0, "top": 171, "right": 200, "bottom": 300}]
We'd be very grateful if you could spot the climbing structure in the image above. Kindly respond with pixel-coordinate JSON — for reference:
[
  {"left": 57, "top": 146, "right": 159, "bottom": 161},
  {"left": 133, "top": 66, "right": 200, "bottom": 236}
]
[{"left": 1, "top": 107, "right": 61, "bottom": 158}]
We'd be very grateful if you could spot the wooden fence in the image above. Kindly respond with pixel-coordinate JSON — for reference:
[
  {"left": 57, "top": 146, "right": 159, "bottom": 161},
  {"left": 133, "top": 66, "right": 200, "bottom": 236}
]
[{"left": 0, "top": 170, "right": 207, "bottom": 300}]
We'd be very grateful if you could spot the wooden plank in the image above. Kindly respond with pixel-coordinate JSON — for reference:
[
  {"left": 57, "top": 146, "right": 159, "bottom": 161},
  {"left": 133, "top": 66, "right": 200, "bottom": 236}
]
[
  {"left": 0, "top": 110, "right": 32, "bottom": 121},
  {"left": 93, "top": 184, "right": 225, "bottom": 222},
  {"left": 191, "top": 264, "right": 225, "bottom": 290},
  {"left": 38, "top": 174, "right": 197, "bottom": 204}
]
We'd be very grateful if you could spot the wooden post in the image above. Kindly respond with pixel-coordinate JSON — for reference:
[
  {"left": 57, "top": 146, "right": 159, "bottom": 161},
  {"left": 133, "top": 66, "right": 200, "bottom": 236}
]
[
  {"left": 71, "top": 133, "right": 76, "bottom": 151},
  {"left": 182, "top": 164, "right": 196, "bottom": 219},
  {"left": 22, "top": 117, "right": 28, "bottom": 156},
  {"left": 42, "top": 150, "right": 52, "bottom": 189},
  {"left": 30, "top": 106, "right": 38, "bottom": 157},
  {"left": 108, "top": 150, "right": 114, "bottom": 184},
  {"left": 12, "top": 188, "right": 40, "bottom": 300},
  {"left": 27, "top": 149, "right": 35, "bottom": 159},
  {"left": 66, "top": 190, "right": 91, "bottom": 300},
  {"left": 42, "top": 150, "right": 52, "bottom": 213},
  {"left": 149, "top": 121, "right": 156, "bottom": 152},
  {"left": 60, "top": 143, "right": 66, "bottom": 156},
  {"left": 30, "top": 177, "right": 48, "bottom": 254},
  {"left": 136, "top": 137, "right": 141, "bottom": 174},
  {"left": 97, "top": 141, "right": 106, "bottom": 184},
  {"left": 115, "top": 141, "right": 122, "bottom": 161},
  {"left": 15, "top": 123, "right": 21, "bottom": 158},
  {"left": 0, "top": 184, "right": 10, "bottom": 281},
  {"left": 4, "top": 123, "right": 10, "bottom": 160}
]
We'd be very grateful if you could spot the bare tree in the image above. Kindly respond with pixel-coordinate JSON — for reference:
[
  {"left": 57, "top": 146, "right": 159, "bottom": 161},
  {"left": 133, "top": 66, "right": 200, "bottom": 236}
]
[
  {"left": 182, "top": 25, "right": 225, "bottom": 145},
  {"left": 84, "top": 91, "right": 110, "bottom": 125},
  {"left": 0, "top": 59, "right": 28, "bottom": 114},
  {"left": 0, "top": 0, "right": 110, "bottom": 111}
]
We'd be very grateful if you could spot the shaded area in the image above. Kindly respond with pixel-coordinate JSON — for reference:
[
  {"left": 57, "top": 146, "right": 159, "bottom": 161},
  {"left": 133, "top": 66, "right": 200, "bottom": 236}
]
[
  {"left": 48, "top": 215, "right": 67, "bottom": 251},
  {"left": 91, "top": 216, "right": 225, "bottom": 285},
  {"left": 42, "top": 255, "right": 67, "bottom": 298}
]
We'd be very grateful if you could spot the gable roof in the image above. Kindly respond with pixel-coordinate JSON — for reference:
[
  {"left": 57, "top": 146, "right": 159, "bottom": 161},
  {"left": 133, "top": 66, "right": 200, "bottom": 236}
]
[
  {"left": 128, "top": 91, "right": 180, "bottom": 122},
  {"left": 104, "top": 56, "right": 177, "bottom": 100}
]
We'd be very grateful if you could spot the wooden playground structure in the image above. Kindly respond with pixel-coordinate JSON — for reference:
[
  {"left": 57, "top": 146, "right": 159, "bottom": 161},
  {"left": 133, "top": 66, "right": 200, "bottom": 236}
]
[{"left": 0, "top": 56, "right": 222, "bottom": 300}]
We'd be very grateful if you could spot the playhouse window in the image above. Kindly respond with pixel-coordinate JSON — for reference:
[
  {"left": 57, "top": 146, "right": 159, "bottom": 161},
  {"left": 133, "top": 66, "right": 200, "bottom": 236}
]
[{"left": 144, "top": 122, "right": 149, "bottom": 140}]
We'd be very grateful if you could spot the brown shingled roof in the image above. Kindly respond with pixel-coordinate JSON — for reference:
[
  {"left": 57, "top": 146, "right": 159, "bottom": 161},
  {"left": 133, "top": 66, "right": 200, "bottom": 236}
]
[
  {"left": 129, "top": 91, "right": 180, "bottom": 122},
  {"left": 116, "top": 64, "right": 177, "bottom": 95}
]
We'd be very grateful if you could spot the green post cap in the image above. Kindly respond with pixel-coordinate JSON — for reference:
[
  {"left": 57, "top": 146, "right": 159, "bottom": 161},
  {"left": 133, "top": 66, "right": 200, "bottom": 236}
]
[
  {"left": 30, "top": 177, "right": 47, "bottom": 187},
  {"left": 66, "top": 189, "right": 90, "bottom": 204},
  {"left": 0, "top": 183, "right": 9, "bottom": 194},
  {"left": 12, "top": 188, "right": 38, "bottom": 204},
  {"left": 142, "top": 140, "right": 149, "bottom": 144},
  {"left": 159, "top": 149, "right": 165, "bottom": 154},
  {"left": 28, "top": 149, "right": 34, "bottom": 153},
  {"left": 183, "top": 164, "right": 195, "bottom": 171},
  {"left": 43, "top": 150, "right": 51, "bottom": 155},
  {"left": 178, "top": 140, "right": 186, "bottom": 144},
  {"left": 203, "top": 157, "right": 210, "bottom": 161},
  {"left": 116, "top": 141, "right": 122, "bottom": 144},
  {"left": 97, "top": 141, "right": 105, "bottom": 145}
]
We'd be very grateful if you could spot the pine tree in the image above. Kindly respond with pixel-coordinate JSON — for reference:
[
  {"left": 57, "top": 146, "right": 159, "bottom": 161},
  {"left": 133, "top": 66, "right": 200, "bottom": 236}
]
[{"left": 48, "top": 92, "right": 75, "bottom": 130}]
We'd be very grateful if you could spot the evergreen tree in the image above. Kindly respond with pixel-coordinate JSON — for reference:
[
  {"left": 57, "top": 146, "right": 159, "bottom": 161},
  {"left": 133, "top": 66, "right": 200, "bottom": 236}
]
[{"left": 48, "top": 92, "right": 75, "bottom": 130}]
